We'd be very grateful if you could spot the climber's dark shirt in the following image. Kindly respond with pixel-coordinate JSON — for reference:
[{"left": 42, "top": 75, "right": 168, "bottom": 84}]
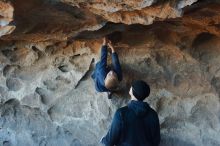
[
  {"left": 101, "top": 100, "right": 161, "bottom": 146},
  {"left": 91, "top": 45, "right": 122, "bottom": 92}
]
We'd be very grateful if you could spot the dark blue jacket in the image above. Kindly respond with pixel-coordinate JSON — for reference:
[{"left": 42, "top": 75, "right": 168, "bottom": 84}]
[
  {"left": 101, "top": 100, "right": 161, "bottom": 146},
  {"left": 91, "top": 45, "right": 122, "bottom": 92}
]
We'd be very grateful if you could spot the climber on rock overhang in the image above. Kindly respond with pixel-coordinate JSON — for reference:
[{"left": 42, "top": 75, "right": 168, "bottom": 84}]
[{"left": 91, "top": 36, "right": 122, "bottom": 99}]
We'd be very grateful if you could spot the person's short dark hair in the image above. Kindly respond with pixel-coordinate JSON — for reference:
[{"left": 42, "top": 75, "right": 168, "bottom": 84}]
[{"left": 131, "top": 80, "right": 150, "bottom": 101}]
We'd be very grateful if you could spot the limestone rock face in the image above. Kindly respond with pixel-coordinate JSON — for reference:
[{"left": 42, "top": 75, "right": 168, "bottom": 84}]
[
  {"left": 60, "top": 0, "right": 198, "bottom": 25},
  {"left": 1, "top": 0, "right": 105, "bottom": 42},
  {"left": 0, "top": 1, "right": 15, "bottom": 37},
  {"left": 0, "top": 0, "right": 220, "bottom": 146}
]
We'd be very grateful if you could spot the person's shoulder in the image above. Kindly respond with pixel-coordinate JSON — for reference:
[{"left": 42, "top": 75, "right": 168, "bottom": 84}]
[
  {"left": 117, "top": 106, "right": 129, "bottom": 113},
  {"left": 114, "top": 106, "right": 128, "bottom": 118},
  {"left": 148, "top": 106, "right": 159, "bottom": 118}
]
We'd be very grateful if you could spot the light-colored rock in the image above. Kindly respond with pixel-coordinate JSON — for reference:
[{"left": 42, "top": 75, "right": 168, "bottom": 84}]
[
  {"left": 0, "top": 26, "right": 16, "bottom": 37},
  {"left": 0, "top": 99, "right": 76, "bottom": 146},
  {"left": 0, "top": 1, "right": 13, "bottom": 18},
  {"left": 60, "top": 0, "right": 198, "bottom": 25},
  {"left": 1, "top": 47, "right": 38, "bottom": 66},
  {"left": 0, "top": 1, "right": 219, "bottom": 146},
  {"left": 177, "top": 0, "right": 199, "bottom": 9},
  {"left": 6, "top": 78, "right": 22, "bottom": 91},
  {"left": 0, "top": 1, "right": 15, "bottom": 37}
]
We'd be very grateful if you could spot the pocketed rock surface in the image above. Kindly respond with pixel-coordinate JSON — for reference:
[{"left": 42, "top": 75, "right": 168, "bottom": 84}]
[{"left": 0, "top": 0, "right": 220, "bottom": 146}]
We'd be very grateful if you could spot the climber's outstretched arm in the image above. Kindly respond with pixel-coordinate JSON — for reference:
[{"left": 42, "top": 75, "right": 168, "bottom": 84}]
[
  {"left": 108, "top": 42, "right": 122, "bottom": 81},
  {"left": 99, "top": 37, "right": 108, "bottom": 69}
]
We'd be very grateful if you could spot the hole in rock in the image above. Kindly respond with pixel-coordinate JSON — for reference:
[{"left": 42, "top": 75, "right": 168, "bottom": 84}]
[
  {"left": 73, "top": 22, "right": 126, "bottom": 40},
  {"left": 32, "top": 46, "right": 44, "bottom": 58},
  {"left": 107, "top": 31, "right": 122, "bottom": 44},
  {"left": 3, "top": 141, "right": 11, "bottom": 146},
  {"left": 1, "top": 50, "right": 13, "bottom": 58},
  {"left": 192, "top": 32, "right": 215, "bottom": 47},
  {"left": 58, "top": 65, "right": 69, "bottom": 72},
  {"left": 4, "top": 98, "right": 20, "bottom": 105}
]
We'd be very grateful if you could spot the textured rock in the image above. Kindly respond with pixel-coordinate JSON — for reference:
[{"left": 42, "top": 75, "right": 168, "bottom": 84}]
[
  {"left": 0, "top": 1, "right": 15, "bottom": 37},
  {"left": 1, "top": 0, "right": 105, "bottom": 42},
  {"left": 60, "top": 0, "right": 198, "bottom": 25},
  {"left": 0, "top": 0, "right": 220, "bottom": 146},
  {"left": 6, "top": 78, "right": 22, "bottom": 91},
  {"left": 0, "top": 99, "right": 77, "bottom": 146}
]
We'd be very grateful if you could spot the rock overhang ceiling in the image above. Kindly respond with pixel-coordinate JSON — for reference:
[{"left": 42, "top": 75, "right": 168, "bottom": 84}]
[{"left": 1, "top": 0, "right": 220, "bottom": 42}]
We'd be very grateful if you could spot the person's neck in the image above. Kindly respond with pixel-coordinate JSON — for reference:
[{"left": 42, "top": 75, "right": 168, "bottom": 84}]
[{"left": 131, "top": 95, "right": 138, "bottom": 101}]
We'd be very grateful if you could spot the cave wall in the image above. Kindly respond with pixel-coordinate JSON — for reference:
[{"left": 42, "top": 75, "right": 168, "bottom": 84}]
[
  {"left": 0, "top": 1, "right": 15, "bottom": 37},
  {"left": 0, "top": 0, "right": 220, "bottom": 146}
]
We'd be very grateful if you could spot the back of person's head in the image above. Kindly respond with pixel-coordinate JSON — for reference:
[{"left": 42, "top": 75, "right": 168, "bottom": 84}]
[
  {"left": 131, "top": 80, "right": 150, "bottom": 101},
  {"left": 105, "top": 71, "right": 119, "bottom": 90}
]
